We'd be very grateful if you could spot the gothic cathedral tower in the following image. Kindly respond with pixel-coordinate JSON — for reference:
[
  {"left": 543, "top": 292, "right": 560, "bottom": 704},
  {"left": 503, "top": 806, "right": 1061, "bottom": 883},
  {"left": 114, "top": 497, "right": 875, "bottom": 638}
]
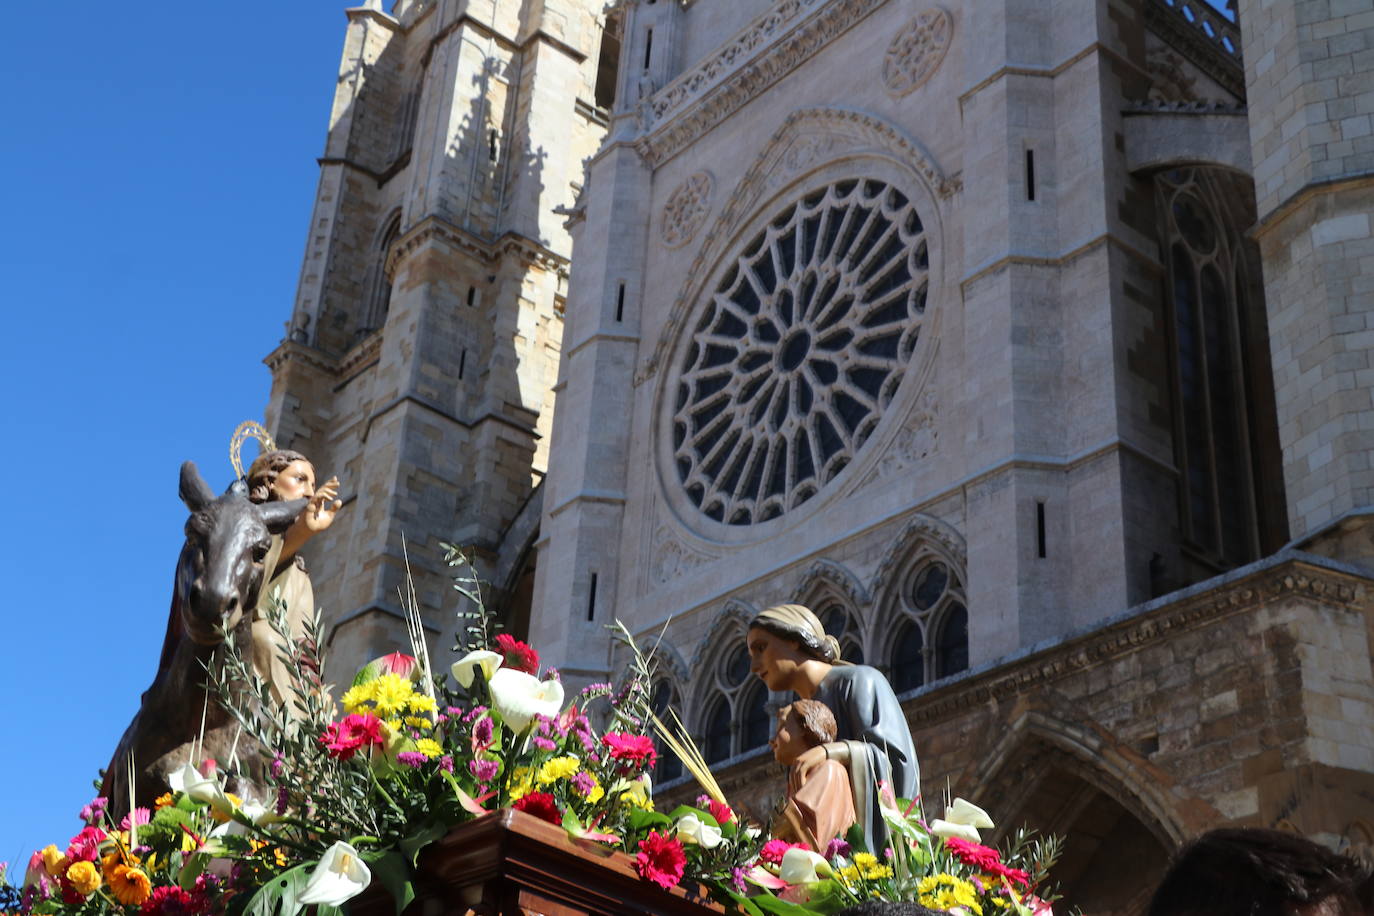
[{"left": 263, "top": 0, "right": 615, "bottom": 682}]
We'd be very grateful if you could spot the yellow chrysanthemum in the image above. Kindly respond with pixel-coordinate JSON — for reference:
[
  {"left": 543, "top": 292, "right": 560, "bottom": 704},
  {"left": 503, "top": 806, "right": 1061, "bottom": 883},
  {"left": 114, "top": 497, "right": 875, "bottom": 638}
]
[
  {"left": 40, "top": 845, "right": 66, "bottom": 877},
  {"left": 65, "top": 861, "right": 101, "bottom": 895},
  {"left": 838, "top": 865, "right": 860, "bottom": 882},
  {"left": 405, "top": 716, "right": 434, "bottom": 730},
  {"left": 584, "top": 774, "right": 605, "bottom": 804},
  {"left": 340, "top": 682, "right": 374, "bottom": 714},
  {"left": 109, "top": 865, "right": 152, "bottom": 906},
  {"left": 508, "top": 766, "right": 534, "bottom": 801},
  {"left": 369, "top": 674, "right": 417, "bottom": 717},
  {"left": 407, "top": 693, "right": 437, "bottom": 714},
  {"left": 415, "top": 738, "right": 444, "bottom": 759},
  {"left": 853, "top": 852, "right": 880, "bottom": 869},
  {"left": 536, "top": 756, "right": 581, "bottom": 786},
  {"left": 917, "top": 874, "right": 982, "bottom": 916},
  {"left": 153, "top": 792, "right": 175, "bottom": 810}
]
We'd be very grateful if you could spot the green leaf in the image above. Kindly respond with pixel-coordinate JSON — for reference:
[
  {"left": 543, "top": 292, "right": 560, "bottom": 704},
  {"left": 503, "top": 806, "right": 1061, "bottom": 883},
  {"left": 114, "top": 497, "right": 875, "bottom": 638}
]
[
  {"left": 665, "top": 805, "right": 718, "bottom": 828},
  {"left": 715, "top": 888, "right": 766, "bottom": 916},
  {"left": 750, "top": 892, "right": 829, "bottom": 915},
  {"left": 626, "top": 808, "right": 671, "bottom": 832},
  {"left": 241, "top": 862, "right": 311, "bottom": 916},
  {"left": 367, "top": 851, "right": 416, "bottom": 916},
  {"left": 178, "top": 852, "right": 210, "bottom": 890},
  {"left": 399, "top": 822, "right": 447, "bottom": 867}
]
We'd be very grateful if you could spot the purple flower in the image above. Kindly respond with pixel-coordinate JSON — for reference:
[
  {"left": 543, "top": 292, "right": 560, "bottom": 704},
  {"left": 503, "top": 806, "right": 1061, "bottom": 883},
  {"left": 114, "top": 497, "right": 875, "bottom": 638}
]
[
  {"left": 571, "top": 771, "right": 596, "bottom": 796},
  {"left": 436, "top": 713, "right": 449, "bottom": 724},
  {"left": 270, "top": 754, "right": 285, "bottom": 779},
  {"left": 439, "top": 755, "right": 454, "bottom": 773},
  {"left": 473, "top": 716, "right": 494, "bottom": 746},
  {"left": 696, "top": 794, "right": 712, "bottom": 808},
  {"left": 545, "top": 667, "right": 561, "bottom": 682},
  {"left": 825, "top": 838, "right": 851, "bottom": 859},
  {"left": 579, "top": 682, "right": 612, "bottom": 697},
  {"left": 731, "top": 867, "right": 748, "bottom": 893},
  {"left": 463, "top": 705, "right": 488, "bottom": 723},
  {"left": 532, "top": 736, "right": 557, "bottom": 751},
  {"left": 884, "top": 847, "right": 894, "bottom": 859},
  {"left": 470, "top": 759, "right": 499, "bottom": 782},
  {"left": 276, "top": 786, "right": 289, "bottom": 815},
  {"left": 397, "top": 751, "right": 428, "bottom": 768},
  {"left": 79, "top": 797, "right": 108, "bottom": 825}
]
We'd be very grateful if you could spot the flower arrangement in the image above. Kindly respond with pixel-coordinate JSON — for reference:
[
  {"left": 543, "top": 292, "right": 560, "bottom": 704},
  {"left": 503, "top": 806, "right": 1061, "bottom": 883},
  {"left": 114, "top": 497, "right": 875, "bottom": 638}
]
[{"left": 3, "top": 546, "right": 1069, "bottom": 916}]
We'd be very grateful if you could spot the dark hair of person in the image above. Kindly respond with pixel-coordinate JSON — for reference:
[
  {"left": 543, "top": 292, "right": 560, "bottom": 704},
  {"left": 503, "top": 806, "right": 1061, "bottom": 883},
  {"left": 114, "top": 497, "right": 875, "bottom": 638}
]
[
  {"left": 747, "top": 614, "right": 836, "bottom": 663},
  {"left": 1148, "top": 828, "right": 1374, "bottom": 916},
  {"left": 245, "top": 449, "right": 310, "bottom": 504}
]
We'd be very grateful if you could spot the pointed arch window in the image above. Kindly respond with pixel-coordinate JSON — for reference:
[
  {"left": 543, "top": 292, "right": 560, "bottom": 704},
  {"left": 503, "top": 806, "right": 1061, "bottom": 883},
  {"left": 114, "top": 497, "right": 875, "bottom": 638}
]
[
  {"left": 818, "top": 602, "right": 864, "bottom": 664},
  {"left": 884, "top": 553, "right": 968, "bottom": 691},
  {"left": 699, "top": 636, "right": 773, "bottom": 763},
  {"left": 360, "top": 213, "right": 402, "bottom": 341},
  {"left": 650, "top": 680, "right": 684, "bottom": 783}
]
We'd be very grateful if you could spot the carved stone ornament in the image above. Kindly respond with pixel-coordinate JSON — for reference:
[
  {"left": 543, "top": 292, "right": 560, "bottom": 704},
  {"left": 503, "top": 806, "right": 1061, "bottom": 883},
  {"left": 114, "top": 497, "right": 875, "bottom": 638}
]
[
  {"left": 858, "top": 387, "right": 939, "bottom": 487},
  {"left": 882, "top": 8, "right": 953, "bottom": 98},
  {"left": 661, "top": 172, "right": 714, "bottom": 249},
  {"left": 650, "top": 525, "right": 718, "bottom": 585}
]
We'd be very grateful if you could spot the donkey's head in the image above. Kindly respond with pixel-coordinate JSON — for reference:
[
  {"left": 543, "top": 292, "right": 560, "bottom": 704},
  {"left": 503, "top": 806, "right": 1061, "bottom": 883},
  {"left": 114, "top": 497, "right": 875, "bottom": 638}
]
[{"left": 177, "top": 461, "right": 305, "bottom": 646}]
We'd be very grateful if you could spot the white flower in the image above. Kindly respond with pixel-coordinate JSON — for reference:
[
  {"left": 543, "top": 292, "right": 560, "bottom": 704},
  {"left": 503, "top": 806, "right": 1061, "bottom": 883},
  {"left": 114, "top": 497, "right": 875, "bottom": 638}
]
[
  {"left": 674, "top": 812, "right": 723, "bottom": 849},
  {"left": 169, "top": 764, "right": 227, "bottom": 808},
  {"left": 488, "top": 668, "right": 564, "bottom": 733},
  {"left": 297, "top": 841, "right": 371, "bottom": 906},
  {"left": 451, "top": 649, "right": 503, "bottom": 689},
  {"left": 778, "top": 848, "right": 833, "bottom": 885},
  {"left": 930, "top": 797, "right": 995, "bottom": 843}
]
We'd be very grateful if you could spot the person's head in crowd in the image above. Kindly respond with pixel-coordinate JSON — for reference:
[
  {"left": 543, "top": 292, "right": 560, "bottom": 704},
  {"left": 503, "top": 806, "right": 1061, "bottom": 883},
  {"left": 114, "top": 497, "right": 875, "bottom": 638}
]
[{"left": 1149, "top": 828, "right": 1374, "bottom": 916}]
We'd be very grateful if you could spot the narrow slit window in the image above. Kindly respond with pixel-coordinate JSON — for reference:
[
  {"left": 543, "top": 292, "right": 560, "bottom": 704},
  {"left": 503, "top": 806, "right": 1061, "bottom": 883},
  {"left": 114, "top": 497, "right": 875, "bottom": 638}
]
[
  {"left": 489, "top": 129, "right": 499, "bottom": 162},
  {"left": 643, "top": 29, "right": 653, "bottom": 70},
  {"left": 587, "top": 572, "right": 598, "bottom": 621},
  {"left": 615, "top": 282, "right": 626, "bottom": 321},
  {"left": 1036, "top": 501, "right": 1047, "bottom": 558},
  {"left": 1025, "top": 149, "right": 1036, "bottom": 202},
  {"left": 458, "top": 348, "right": 467, "bottom": 379},
  {"left": 467, "top": 286, "right": 477, "bottom": 307}
]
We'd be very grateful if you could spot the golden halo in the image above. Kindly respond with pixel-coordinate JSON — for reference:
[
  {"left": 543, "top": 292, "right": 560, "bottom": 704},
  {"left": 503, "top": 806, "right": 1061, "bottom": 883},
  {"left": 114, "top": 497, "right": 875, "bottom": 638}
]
[{"left": 230, "top": 421, "right": 277, "bottom": 480}]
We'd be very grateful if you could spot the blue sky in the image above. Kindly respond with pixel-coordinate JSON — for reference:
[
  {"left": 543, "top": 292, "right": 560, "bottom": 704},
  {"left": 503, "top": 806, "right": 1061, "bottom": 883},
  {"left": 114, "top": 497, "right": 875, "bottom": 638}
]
[{"left": 0, "top": 2, "right": 351, "bottom": 868}]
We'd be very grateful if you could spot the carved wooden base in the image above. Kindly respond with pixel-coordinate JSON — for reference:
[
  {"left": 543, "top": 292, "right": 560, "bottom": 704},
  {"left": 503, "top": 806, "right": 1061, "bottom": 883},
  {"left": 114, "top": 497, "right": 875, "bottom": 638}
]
[{"left": 347, "top": 809, "right": 723, "bottom": 916}]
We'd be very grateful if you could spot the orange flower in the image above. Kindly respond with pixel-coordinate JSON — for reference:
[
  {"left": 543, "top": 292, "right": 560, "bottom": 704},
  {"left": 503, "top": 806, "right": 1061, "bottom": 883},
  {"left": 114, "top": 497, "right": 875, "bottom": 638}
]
[
  {"left": 153, "top": 792, "right": 175, "bottom": 809},
  {"left": 108, "top": 864, "right": 152, "bottom": 906}
]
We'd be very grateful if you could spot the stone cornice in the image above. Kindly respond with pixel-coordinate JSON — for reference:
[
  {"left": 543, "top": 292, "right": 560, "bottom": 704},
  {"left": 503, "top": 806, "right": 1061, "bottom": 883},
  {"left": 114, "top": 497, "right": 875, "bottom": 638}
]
[
  {"left": 386, "top": 216, "right": 568, "bottom": 279},
  {"left": 1144, "top": 0, "right": 1245, "bottom": 99},
  {"left": 904, "top": 554, "right": 1369, "bottom": 727},
  {"left": 263, "top": 340, "right": 339, "bottom": 376},
  {"left": 634, "top": 0, "right": 889, "bottom": 168}
]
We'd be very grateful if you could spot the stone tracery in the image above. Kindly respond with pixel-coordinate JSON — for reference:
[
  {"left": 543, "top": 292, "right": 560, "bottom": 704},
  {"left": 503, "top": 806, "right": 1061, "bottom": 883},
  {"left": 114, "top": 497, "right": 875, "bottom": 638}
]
[
  {"left": 671, "top": 178, "right": 931, "bottom": 526},
  {"left": 882, "top": 9, "right": 953, "bottom": 98},
  {"left": 661, "top": 171, "right": 714, "bottom": 249}
]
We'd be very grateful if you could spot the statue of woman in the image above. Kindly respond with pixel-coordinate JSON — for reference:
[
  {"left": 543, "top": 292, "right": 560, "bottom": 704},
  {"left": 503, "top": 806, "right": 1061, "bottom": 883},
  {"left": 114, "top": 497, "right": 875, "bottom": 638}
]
[
  {"left": 747, "top": 604, "right": 920, "bottom": 854},
  {"left": 244, "top": 449, "right": 341, "bottom": 711}
]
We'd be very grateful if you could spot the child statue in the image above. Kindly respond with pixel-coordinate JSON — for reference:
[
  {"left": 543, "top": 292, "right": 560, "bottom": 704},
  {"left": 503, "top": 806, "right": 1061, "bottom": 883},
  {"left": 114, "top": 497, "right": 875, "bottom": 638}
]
[
  {"left": 243, "top": 449, "right": 342, "bottom": 711},
  {"left": 772, "top": 699, "right": 857, "bottom": 851}
]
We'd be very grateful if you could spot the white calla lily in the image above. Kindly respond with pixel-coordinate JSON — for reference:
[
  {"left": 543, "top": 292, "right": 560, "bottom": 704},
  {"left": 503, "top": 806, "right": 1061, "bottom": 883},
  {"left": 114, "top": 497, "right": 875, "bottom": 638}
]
[
  {"left": 488, "top": 668, "right": 564, "bottom": 733},
  {"left": 674, "top": 812, "right": 723, "bottom": 849},
  {"left": 930, "top": 797, "right": 995, "bottom": 842},
  {"left": 451, "top": 649, "right": 503, "bottom": 689},
  {"left": 297, "top": 841, "right": 372, "bottom": 906},
  {"left": 170, "top": 763, "right": 227, "bottom": 808},
  {"left": 778, "top": 847, "right": 833, "bottom": 885}
]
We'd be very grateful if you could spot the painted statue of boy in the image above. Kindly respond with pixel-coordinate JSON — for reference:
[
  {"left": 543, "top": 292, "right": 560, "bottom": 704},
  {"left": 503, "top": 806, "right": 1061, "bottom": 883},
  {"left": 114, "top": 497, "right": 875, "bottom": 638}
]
[
  {"left": 772, "top": 699, "right": 857, "bottom": 851},
  {"left": 244, "top": 449, "right": 342, "bottom": 711}
]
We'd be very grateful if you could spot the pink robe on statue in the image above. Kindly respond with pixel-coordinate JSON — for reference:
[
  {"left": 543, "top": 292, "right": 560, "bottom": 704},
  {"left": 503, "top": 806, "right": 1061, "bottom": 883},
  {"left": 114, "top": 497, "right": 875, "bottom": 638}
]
[{"left": 781, "top": 759, "right": 857, "bottom": 851}]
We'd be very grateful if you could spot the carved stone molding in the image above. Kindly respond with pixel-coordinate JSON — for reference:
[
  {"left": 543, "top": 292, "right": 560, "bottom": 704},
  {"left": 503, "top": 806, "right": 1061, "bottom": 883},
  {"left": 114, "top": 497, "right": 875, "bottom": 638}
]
[
  {"left": 660, "top": 171, "right": 714, "bottom": 249},
  {"left": 635, "top": 0, "right": 890, "bottom": 168},
  {"left": 869, "top": 512, "right": 968, "bottom": 601},
  {"left": 649, "top": 525, "right": 719, "bottom": 586},
  {"left": 792, "top": 558, "right": 872, "bottom": 608},
  {"left": 905, "top": 558, "right": 1369, "bottom": 727},
  {"left": 1144, "top": 0, "right": 1244, "bottom": 99},
  {"left": 1146, "top": 48, "right": 1199, "bottom": 103},
  {"left": 882, "top": 8, "right": 952, "bottom": 98},
  {"left": 636, "top": 107, "right": 955, "bottom": 386},
  {"left": 856, "top": 387, "right": 939, "bottom": 489}
]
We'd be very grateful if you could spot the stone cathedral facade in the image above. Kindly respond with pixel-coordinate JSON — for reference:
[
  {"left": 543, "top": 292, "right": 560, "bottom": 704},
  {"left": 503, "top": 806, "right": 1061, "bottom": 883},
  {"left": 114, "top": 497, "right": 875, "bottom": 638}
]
[{"left": 265, "top": 0, "right": 1374, "bottom": 910}]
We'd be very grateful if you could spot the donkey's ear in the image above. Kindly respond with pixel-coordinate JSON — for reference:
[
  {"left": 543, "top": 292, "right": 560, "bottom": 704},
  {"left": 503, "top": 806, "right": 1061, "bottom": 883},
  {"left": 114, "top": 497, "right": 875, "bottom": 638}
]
[
  {"left": 259, "top": 498, "right": 309, "bottom": 534},
  {"left": 179, "top": 461, "right": 216, "bottom": 512}
]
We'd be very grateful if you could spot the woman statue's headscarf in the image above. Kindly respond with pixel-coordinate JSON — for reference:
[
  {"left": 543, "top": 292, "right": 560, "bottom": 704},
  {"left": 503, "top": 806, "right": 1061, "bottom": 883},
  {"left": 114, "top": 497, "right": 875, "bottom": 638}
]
[{"left": 748, "top": 604, "right": 852, "bottom": 666}]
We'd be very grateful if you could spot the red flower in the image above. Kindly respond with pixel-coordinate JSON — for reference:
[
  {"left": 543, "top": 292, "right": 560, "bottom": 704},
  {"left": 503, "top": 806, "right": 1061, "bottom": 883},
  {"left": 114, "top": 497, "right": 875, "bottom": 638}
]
[
  {"left": 494, "top": 633, "right": 540, "bottom": 674},
  {"left": 708, "top": 799, "right": 734, "bottom": 825},
  {"left": 141, "top": 885, "right": 198, "bottom": 916},
  {"left": 988, "top": 862, "right": 1031, "bottom": 888},
  {"left": 513, "top": 792, "right": 563, "bottom": 825},
  {"left": 758, "top": 839, "right": 810, "bottom": 864},
  {"left": 634, "top": 831, "right": 687, "bottom": 891},
  {"left": 602, "top": 732, "right": 657, "bottom": 769},
  {"left": 321, "top": 713, "right": 385, "bottom": 760},
  {"left": 65, "top": 826, "right": 106, "bottom": 863},
  {"left": 945, "top": 837, "right": 1002, "bottom": 871}
]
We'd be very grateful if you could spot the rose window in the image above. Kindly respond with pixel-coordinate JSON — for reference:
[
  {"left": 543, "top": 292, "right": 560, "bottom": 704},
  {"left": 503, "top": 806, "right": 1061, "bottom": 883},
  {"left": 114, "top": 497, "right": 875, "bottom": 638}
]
[{"left": 672, "top": 178, "right": 930, "bottom": 525}]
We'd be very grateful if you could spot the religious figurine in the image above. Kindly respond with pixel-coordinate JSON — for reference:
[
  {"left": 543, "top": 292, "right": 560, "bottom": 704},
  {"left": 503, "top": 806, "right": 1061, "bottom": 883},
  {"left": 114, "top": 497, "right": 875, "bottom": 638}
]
[
  {"left": 772, "top": 699, "right": 857, "bottom": 851},
  {"left": 747, "top": 604, "right": 920, "bottom": 854},
  {"left": 243, "top": 448, "right": 342, "bottom": 712}
]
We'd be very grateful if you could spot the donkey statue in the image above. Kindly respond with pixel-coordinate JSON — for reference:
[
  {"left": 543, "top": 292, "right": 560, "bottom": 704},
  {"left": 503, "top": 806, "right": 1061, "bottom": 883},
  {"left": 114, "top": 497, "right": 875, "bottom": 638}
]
[{"left": 101, "top": 461, "right": 306, "bottom": 815}]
